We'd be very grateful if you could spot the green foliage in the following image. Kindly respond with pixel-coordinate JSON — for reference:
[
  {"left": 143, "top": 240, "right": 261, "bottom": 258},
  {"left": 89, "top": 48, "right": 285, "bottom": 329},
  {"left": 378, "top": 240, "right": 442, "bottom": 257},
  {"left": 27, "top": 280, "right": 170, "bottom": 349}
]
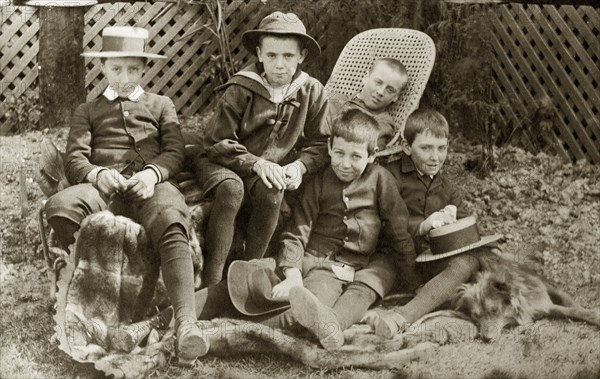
[
  {"left": 154, "top": 0, "right": 241, "bottom": 86},
  {"left": 0, "top": 92, "right": 43, "bottom": 134},
  {"left": 279, "top": 0, "right": 435, "bottom": 83},
  {"left": 423, "top": 4, "right": 501, "bottom": 177}
]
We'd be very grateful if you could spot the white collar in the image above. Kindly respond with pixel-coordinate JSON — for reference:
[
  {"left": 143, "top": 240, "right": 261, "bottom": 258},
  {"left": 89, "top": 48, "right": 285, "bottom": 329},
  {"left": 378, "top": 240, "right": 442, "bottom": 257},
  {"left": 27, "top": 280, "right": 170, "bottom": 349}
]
[
  {"left": 235, "top": 71, "right": 309, "bottom": 103},
  {"left": 103, "top": 85, "right": 144, "bottom": 101},
  {"left": 415, "top": 167, "right": 434, "bottom": 180}
]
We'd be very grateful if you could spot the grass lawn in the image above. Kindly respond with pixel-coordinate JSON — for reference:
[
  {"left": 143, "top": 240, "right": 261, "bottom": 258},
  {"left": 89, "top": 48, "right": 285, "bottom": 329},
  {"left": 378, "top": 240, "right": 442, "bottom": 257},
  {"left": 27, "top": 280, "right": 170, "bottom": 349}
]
[{"left": 1, "top": 127, "right": 599, "bottom": 378}]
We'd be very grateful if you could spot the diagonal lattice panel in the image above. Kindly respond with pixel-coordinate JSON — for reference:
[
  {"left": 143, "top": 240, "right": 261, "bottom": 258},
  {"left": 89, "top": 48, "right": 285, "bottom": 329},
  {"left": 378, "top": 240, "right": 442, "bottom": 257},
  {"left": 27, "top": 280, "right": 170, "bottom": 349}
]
[
  {"left": 0, "top": 5, "right": 40, "bottom": 132},
  {"left": 489, "top": 4, "right": 600, "bottom": 164}
]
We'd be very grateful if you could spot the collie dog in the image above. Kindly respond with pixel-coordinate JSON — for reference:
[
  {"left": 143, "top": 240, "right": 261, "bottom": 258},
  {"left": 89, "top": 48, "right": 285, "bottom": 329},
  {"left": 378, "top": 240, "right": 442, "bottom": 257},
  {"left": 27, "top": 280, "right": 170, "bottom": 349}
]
[{"left": 453, "top": 258, "right": 600, "bottom": 342}]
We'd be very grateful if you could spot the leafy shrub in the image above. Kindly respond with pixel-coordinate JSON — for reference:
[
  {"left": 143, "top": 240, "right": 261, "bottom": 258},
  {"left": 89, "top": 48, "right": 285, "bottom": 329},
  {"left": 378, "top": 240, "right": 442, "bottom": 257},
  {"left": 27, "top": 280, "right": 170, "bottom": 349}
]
[
  {"left": 0, "top": 92, "right": 43, "bottom": 134},
  {"left": 423, "top": 4, "right": 501, "bottom": 177},
  {"left": 282, "top": 0, "right": 434, "bottom": 84},
  {"left": 156, "top": 0, "right": 241, "bottom": 86}
]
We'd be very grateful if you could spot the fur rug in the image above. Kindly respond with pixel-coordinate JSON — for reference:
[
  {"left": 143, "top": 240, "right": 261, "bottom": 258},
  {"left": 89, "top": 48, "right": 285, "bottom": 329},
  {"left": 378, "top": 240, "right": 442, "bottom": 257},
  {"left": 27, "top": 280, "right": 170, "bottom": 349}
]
[{"left": 53, "top": 211, "right": 476, "bottom": 378}]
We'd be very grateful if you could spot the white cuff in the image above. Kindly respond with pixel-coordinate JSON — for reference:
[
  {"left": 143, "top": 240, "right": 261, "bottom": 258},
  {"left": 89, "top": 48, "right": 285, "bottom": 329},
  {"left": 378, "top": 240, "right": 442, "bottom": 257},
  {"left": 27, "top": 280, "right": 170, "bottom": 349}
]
[
  {"left": 143, "top": 164, "right": 162, "bottom": 183},
  {"left": 86, "top": 167, "right": 108, "bottom": 184}
]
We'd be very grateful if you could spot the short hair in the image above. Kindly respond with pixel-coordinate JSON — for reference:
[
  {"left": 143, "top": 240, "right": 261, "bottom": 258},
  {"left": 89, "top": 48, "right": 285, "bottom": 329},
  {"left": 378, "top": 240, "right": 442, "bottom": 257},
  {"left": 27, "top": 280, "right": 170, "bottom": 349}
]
[
  {"left": 258, "top": 34, "right": 306, "bottom": 51},
  {"left": 403, "top": 108, "right": 450, "bottom": 145},
  {"left": 371, "top": 58, "right": 408, "bottom": 85},
  {"left": 331, "top": 108, "right": 380, "bottom": 155},
  {"left": 100, "top": 57, "right": 148, "bottom": 66}
]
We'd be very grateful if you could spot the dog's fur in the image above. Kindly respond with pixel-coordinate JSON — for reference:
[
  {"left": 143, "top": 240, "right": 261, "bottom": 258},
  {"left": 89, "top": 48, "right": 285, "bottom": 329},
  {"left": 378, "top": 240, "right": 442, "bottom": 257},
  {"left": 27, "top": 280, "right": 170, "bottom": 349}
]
[{"left": 453, "top": 258, "right": 600, "bottom": 342}]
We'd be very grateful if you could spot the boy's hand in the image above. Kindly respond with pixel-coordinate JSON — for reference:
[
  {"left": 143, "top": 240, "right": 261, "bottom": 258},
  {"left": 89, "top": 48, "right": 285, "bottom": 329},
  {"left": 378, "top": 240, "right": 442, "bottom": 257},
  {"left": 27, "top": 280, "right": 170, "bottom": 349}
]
[
  {"left": 123, "top": 169, "right": 159, "bottom": 201},
  {"left": 271, "top": 267, "right": 303, "bottom": 301},
  {"left": 283, "top": 161, "right": 306, "bottom": 191},
  {"left": 253, "top": 159, "right": 287, "bottom": 190},
  {"left": 419, "top": 210, "right": 456, "bottom": 235},
  {"left": 96, "top": 169, "right": 128, "bottom": 198}
]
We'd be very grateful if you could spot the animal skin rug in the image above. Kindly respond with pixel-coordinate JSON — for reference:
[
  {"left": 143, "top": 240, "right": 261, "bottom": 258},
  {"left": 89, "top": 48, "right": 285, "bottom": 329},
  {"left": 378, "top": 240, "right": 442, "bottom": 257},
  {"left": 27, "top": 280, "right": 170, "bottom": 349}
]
[{"left": 53, "top": 211, "right": 477, "bottom": 378}]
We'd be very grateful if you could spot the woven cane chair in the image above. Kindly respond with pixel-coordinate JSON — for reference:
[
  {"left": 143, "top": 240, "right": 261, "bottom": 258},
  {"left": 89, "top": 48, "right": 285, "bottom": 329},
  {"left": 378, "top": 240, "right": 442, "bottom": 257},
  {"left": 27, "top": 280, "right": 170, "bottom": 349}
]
[{"left": 324, "top": 28, "right": 436, "bottom": 158}]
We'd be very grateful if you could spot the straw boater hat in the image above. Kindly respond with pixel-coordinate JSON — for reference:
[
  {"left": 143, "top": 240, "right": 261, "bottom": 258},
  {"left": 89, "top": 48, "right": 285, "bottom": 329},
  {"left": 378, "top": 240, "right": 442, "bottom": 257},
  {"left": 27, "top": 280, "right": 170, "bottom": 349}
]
[
  {"left": 416, "top": 216, "right": 503, "bottom": 262},
  {"left": 81, "top": 26, "right": 167, "bottom": 59},
  {"left": 241, "top": 11, "right": 321, "bottom": 59},
  {"left": 227, "top": 260, "right": 291, "bottom": 316}
]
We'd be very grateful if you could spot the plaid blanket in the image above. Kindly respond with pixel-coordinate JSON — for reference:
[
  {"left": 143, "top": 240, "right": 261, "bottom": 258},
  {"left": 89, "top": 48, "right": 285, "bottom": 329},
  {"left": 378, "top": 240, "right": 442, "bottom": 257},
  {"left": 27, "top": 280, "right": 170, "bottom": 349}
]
[{"left": 52, "top": 211, "right": 477, "bottom": 378}]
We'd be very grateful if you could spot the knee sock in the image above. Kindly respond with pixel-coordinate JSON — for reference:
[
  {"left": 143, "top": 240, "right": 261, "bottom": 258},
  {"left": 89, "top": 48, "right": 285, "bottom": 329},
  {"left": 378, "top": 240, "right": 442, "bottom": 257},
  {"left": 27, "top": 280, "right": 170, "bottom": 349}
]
[
  {"left": 47, "top": 216, "right": 79, "bottom": 250},
  {"left": 203, "top": 180, "right": 244, "bottom": 286},
  {"left": 332, "top": 282, "right": 378, "bottom": 330},
  {"left": 396, "top": 253, "right": 480, "bottom": 323},
  {"left": 245, "top": 183, "right": 284, "bottom": 260},
  {"left": 159, "top": 225, "right": 196, "bottom": 325}
]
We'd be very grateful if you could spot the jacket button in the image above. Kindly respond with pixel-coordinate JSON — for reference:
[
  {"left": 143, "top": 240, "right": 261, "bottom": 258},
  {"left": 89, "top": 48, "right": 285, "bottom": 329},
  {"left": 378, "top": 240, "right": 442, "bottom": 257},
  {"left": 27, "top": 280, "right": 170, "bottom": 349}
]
[
  {"left": 344, "top": 236, "right": 349, "bottom": 241},
  {"left": 123, "top": 111, "right": 130, "bottom": 117}
]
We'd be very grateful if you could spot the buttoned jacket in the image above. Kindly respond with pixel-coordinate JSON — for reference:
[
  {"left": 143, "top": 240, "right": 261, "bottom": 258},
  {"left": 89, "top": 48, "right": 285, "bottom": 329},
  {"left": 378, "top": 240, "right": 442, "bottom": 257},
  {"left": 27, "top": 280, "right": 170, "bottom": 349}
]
[
  {"left": 384, "top": 154, "right": 468, "bottom": 254},
  {"left": 277, "top": 164, "right": 417, "bottom": 286},
  {"left": 65, "top": 92, "right": 184, "bottom": 184}
]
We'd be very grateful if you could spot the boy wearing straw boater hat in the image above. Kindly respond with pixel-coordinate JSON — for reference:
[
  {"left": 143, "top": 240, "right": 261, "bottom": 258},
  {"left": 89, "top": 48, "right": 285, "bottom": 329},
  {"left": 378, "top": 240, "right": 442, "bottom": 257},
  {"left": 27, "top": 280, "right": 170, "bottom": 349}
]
[
  {"left": 365, "top": 108, "right": 503, "bottom": 338},
  {"left": 44, "top": 26, "right": 206, "bottom": 366},
  {"left": 188, "top": 12, "right": 330, "bottom": 286}
]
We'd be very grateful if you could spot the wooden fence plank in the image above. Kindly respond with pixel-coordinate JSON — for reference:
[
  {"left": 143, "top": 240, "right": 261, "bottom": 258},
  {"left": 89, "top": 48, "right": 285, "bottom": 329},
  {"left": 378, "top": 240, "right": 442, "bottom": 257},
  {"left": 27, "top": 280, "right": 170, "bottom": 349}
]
[
  {"left": 510, "top": 5, "right": 599, "bottom": 162},
  {"left": 560, "top": 6, "right": 600, "bottom": 60},
  {"left": 0, "top": 7, "right": 38, "bottom": 69},
  {"left": 505, "top": 5, "right": 588, "bottom": 160},
  {"left": 490, "top": 14, "right": 541, "bottom": 108},
  {"left": 539, "top": 6, "right": 598, "bottom": 106},
  {"left": 0, "top": 6, "right": 32, "bottom": 45},
  {"left": 492, "top": 5, "right": 587, "bottom": 160},
  {"left": 542, "top": 6, "right": 600, "bottom": 145},
  {"left": 2, "top": 40, "right": 38, "bottom": 96}
]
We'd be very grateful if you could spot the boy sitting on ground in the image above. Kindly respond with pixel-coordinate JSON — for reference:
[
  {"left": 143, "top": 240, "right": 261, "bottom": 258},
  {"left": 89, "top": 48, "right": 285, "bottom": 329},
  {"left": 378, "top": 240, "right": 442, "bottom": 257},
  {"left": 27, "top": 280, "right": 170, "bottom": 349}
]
[
  {"left": 367, "top": 108, "right": 500, "bottom": 338},
  {"left": 274, "top": 108, "right": 418, "bottom": 349},
  {"left": 189, "top": 11, "right": 330, "bottom": 286},
  {"left": 43, "top": 27, "right": 204, "bottom": 365},
  {"left": 327, "top": 58, "right": 408, "bottom": 150},
  {"left": 162, "top": 108, "right": 418, "bottom": 353}
]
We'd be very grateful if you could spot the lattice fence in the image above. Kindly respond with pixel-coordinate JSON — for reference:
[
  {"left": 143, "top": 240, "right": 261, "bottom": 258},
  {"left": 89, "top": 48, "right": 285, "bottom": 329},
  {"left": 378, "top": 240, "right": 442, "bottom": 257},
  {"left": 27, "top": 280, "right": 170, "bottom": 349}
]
[
  {"left": 1, "top": 0, "right": 274, "bottom": 132},
  {"left": 0, "top": 5, "right": 39, "bottom": 112},
  {"left": 2, "top": 1, "right": 599, "bottom": 164},
  {"left": 489, "top": 4, "right": 600, "bottom": 164}
]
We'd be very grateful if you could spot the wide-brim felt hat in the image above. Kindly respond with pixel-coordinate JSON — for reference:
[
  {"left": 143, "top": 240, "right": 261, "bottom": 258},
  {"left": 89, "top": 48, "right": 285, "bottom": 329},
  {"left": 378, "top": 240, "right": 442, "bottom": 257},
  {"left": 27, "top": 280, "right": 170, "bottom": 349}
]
[
  {"left": 242, "top": 11, "right": 321, "bottom": 59},
  {"left": 416, "top": 216, "right": 503, "bottom": 262},
  {"left": 228, "top": 260, "right": 291, "bottom": 316},
  {"left": 82, "top": 26, "right": 167, "bottom": 59}
]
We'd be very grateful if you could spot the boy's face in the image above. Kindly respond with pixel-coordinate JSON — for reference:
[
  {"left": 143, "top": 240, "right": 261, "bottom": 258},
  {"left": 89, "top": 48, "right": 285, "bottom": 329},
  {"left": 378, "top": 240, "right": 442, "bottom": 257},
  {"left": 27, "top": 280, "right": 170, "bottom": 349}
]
[
  {"left": 403, "top": 130, "right": 448, "bottom": 177},
  {"left": 101, "top": 57, "right": 146, "bottom": 97},
  {"left": 359, "top": 62, "right": 406, "bottom": 112},
  {"left": 257, "top": 36, "right": 307, "bottom": 87},
  {"left": 328, "top": 137, "right": 374, "bottom": 182}
]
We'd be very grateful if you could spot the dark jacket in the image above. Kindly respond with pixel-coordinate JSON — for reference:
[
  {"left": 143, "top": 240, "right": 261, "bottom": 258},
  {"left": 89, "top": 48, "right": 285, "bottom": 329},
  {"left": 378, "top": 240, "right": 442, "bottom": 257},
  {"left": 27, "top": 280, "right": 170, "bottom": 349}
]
[
  {"left": 203, "top": 63, "right": 330, "bottom": 178},
  {"left": 277, "top": 164, "right": 418, "bottom": 295},
  {"left": 384, "top": 154, "right": 469, "bottom": 254},
  {"left": 65, "top": 92, "right": 184, "bottom": 184}
]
